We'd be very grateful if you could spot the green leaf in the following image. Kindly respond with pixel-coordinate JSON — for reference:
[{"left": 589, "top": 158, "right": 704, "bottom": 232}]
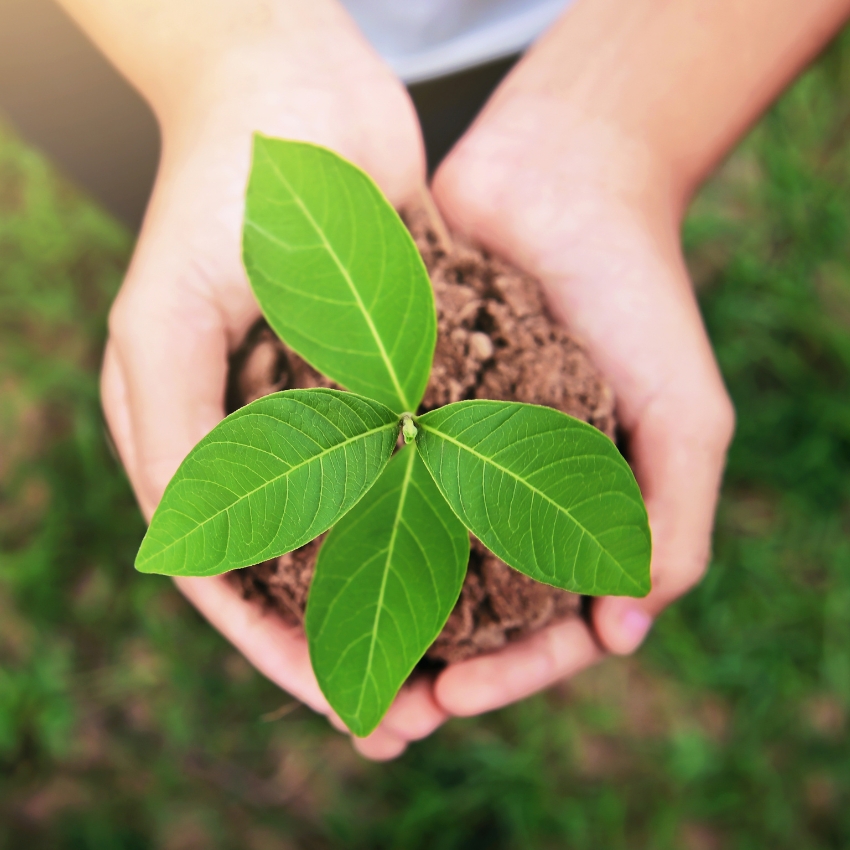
[
  {"left": 243, "top": 135, "right": 436, "bottom": 413},
  {"left": 306, "top": 447, "right": 469, "bottom": 737},
  {"left": 416, "top": 400, "right": 651, "bottom": 597},
  {"left": 136, "top": 389, "right": 399, "bottom": 578}
]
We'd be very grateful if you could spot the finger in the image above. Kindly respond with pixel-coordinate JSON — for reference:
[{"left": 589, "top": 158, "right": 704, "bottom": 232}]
[
  {"left": 327, "top": 713, "right": 349, "bottom": 734},
  {"left": 107, "top": 328, "right": 331, "bottom": 710},
  {"left": 108, "top": 277, "right": 231, "bottom": 520},
  {"left": 351, "top": 728, "right": 408, "bottom": 761},
  {"left": 454, "top": 201, "right": 733, "bottom": 656},
  {"left": 330, "top": 676, "right": 447, "bottom": 745},
  {"left": 434, "top": 618, "right": 603, "bottom": 717},
  {"left": 101, "top": 340, "right": 138, "bottom": 482},
  {"left": 593, "top": 383, "right": 734, "bottom": 655},
  {"left": 378, "top": 675, "right": 448, "bottom": 742},
  {"left": 177, "top": 574, "right": 417, "bottom": 756},
  {"left": 104, "top": 171, "right": 259, "bottom": 518},
  {"left": 173, "top": 575, "right": 332, "bottom": 716}
]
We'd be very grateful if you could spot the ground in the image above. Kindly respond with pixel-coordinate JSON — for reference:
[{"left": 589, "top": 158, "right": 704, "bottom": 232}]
[{"left": 3, "top": 33, "right": 850, "bottom": 850}]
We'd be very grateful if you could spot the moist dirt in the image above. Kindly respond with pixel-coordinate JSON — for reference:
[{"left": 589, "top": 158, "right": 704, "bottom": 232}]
[{"left": 227, "top": 203, "right": 616, "bottom": 665}]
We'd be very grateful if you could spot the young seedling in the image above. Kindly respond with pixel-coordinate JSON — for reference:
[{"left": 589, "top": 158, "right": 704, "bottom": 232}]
[{"left": 135, "top": 136, "right": 652, "bottom": 736}]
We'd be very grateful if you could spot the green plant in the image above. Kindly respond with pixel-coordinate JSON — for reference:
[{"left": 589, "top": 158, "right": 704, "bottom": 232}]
[{"left": 134, "top": 136, "right": 651, "bottom": 736}]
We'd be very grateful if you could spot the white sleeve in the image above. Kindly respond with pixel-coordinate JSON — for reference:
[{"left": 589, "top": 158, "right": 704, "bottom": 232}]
[{"left": 341, "top": 0, "right": 572, "bottom": 83}]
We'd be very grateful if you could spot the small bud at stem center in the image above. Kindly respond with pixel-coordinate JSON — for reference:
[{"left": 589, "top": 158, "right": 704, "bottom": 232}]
[{"left": 401, "top": 415, "right": 418, "bottom": 445}]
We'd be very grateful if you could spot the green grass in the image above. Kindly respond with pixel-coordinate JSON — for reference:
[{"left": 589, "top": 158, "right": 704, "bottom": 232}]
[{"left": 4, "top": 34, "right": 850, "bottom": 849}]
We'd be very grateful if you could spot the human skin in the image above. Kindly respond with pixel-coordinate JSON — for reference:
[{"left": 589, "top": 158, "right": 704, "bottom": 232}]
[
  {"left": 58, "top": 0, "right": 850, "bottom": 758},
  {"left": 59, "top": 0, "right": 440, "bottom": 761},
  {"left": 431, "top": 0, "right": 850, "bottom": 715}
]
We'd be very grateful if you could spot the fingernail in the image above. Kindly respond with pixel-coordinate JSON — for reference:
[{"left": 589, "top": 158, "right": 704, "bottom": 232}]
[{"left": 620, "top": 607, "right": 653, "bottom": 650}]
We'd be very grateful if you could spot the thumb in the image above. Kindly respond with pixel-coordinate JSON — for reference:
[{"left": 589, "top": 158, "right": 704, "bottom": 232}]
[{"left": 104, "top": 276, "right": 230, "bottom": 520}]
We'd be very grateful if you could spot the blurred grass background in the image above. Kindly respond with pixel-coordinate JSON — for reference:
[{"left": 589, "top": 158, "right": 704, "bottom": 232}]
[{"left": 4, "top": 32, "right": 850, "bottom": 850}]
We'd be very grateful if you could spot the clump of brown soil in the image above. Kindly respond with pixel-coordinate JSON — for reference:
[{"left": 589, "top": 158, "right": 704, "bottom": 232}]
[{"left": 227, "top": 203, "right": 615, "bottom": 664}]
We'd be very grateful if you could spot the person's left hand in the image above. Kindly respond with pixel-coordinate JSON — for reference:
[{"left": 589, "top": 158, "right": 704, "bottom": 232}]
[{"left": 97, "top": 5, "right": 446, "bottom": 760}]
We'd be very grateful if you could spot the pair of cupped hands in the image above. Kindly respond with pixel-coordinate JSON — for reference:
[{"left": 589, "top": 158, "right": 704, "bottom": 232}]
[{"left": 100, "top": 11, "right": 733, "bottom": 760}]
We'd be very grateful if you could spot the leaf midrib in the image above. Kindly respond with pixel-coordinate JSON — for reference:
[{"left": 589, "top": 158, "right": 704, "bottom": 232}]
[
  {"left": 257, "top": 141, "right": 410, "bottom": 412},
  {"left": 354, "top": 447, "right": 416, "bottom": 719},
  {"left": 138, "top": 419, "right": 396, "bottom": 568},
  {"left": 419, "top": 423, "right": 644, "bottom": 593}
]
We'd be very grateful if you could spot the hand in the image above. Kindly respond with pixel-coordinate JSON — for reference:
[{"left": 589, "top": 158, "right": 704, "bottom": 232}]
[
  {"left": 98, "top": 8, "right": 444, "bottom": 760},
  {"left": 430, "top": 86, "right": 735, "bottom": 717},
  {"left": 428, "top": 0, "right": 848, "bottom": 721}
]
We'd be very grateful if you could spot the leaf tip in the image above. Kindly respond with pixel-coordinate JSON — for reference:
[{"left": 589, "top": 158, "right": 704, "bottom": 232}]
[
  {"left": 346, "top": 713, "right": 381, "bottom": 739},
  {"left": 133, "top": 552, "right": 155, "bottom": 575},
  {"left": 618, "top": 555, "right": 652, "bottom": 599},
  {"left": 630, "top": 576, "right": 652, "bottom": 599}
]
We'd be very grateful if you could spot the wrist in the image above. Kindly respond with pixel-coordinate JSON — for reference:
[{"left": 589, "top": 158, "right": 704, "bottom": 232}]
[
  {"left": 61, "top": 0, "right": 395, "bottom": 151},
  {"left": 473, "top": 0, "right": 850, "bottom": 223},
  {"left": 56, "top": 1, "right": 349, "bottom": 119},
  {"left": 434, "top": 90, "right": 682, "bottom": 281},
  {"left": 143, "top": 18, "right": 424, "bottom": 213},
  {"left": 153, "top": 13, "right": 383, "bottom": 141}
]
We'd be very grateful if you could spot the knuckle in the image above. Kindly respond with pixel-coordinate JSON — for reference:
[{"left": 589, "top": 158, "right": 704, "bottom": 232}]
[
  {"left": 539, "top": 625, "right": 566, "bottom": 680},
  {"left": 107, "top": 288, "right": 140, "bottom": 342},
  {"left": 681, "top": 552, "right": 711, "bottom": 593},
  {"left": 401, "top": 715, "right": 438, "bottom": 742},
  {"left": 704, "top": 389, "right": 736, "bottom": 452},
  {"left": 658, "top": 546, "right": 712, "bottom": 602},
  {"left": 433, "top": 143, "right": 509, "bottom": 233},
  {"left": 678, "top": 382, "right": 735, "bottom": 458}
]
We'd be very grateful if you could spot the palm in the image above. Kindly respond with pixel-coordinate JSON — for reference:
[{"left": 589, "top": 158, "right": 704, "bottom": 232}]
[{"left": 430, "top": 124, "right": 733, "bottom": 715}]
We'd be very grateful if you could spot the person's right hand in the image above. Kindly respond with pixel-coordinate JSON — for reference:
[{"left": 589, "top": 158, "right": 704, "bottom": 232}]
[
  {"left": 429, "top": 102, "right": 735, "bottom": 715},
  {"left": 426, "top": 0, "right": 849, "bottom": 719},
  {"left": 95, "top": 2, "right": 446, "bottom": 760}
]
